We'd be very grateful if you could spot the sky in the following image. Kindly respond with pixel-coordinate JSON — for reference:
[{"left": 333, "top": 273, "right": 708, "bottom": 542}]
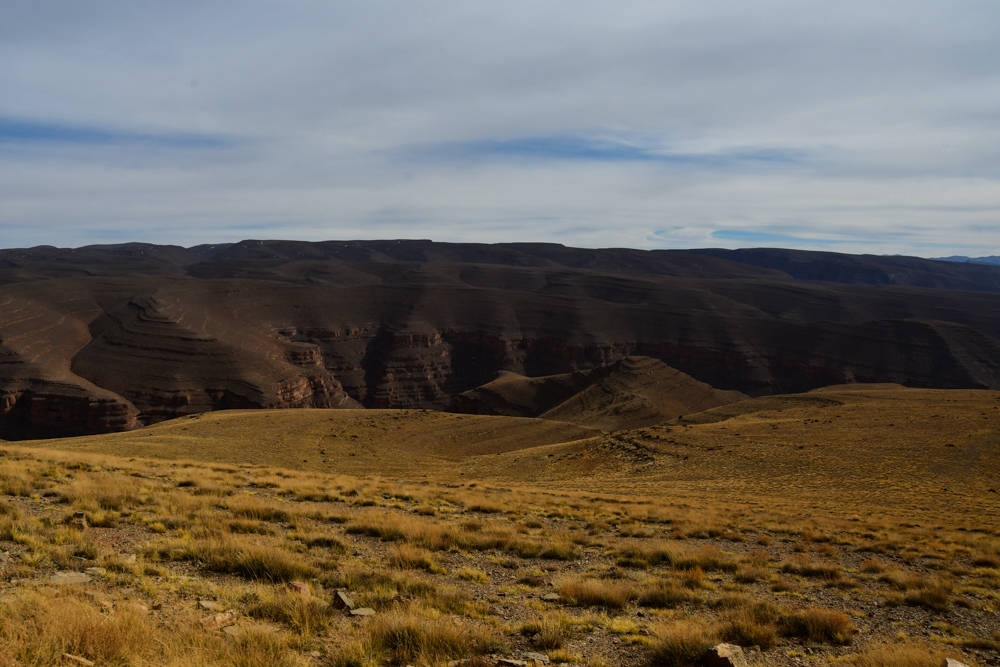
[{"left": 2, "top": 1, "right": 999, "bottom": 257}]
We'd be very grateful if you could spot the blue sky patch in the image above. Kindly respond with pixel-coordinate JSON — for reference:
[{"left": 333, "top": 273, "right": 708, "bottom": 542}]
[
  {"left": 424, "top": 136, "right": 807, "bottom": 168},
  {"left": 0, "top": 116, "right": 235, "bottom": 149}
]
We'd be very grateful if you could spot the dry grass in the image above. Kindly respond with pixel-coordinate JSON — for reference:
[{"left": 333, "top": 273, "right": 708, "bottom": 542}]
[
  {"left": 848, "top": 643, "right": 952, "bottom": 667},
  {"left": 558, "top": 577, "right": 637, "bottom": 610},
  {"left": 648, "top": 621, "right": 716, "bottom": 667},
  {"left": 0, "top": 386, "right": 998, "bottom": 665}
]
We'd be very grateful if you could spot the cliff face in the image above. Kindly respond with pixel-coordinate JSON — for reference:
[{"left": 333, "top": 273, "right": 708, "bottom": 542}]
[{"left": 2, "top": 240, "right": 1000, "bottom": 438}]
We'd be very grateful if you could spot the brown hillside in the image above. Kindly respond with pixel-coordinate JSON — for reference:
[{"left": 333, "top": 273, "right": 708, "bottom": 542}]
[
  {"left": 455, "top": 355, "right": 747, "bottom": 430},
  {"left": 4, "top": 240, "right": 1000, "bottom": 437}
]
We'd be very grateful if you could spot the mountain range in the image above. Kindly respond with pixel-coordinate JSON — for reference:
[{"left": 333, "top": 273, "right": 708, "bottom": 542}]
[{"left": 2, "top": 240, "right": 1000, "bottom": 438}]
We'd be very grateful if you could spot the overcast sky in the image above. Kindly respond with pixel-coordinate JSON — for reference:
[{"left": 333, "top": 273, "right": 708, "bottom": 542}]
[{"left": 2, "top": 1, "right": 999, "bottom": 256}]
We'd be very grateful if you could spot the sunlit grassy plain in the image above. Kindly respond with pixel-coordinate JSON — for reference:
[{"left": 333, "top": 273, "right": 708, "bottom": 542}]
[{"left": 0, "top": 385, "right": 996, "bottom": 666}]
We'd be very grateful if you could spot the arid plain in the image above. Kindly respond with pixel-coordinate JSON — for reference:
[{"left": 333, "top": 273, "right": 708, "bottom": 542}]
[{"left": 0, "top": 378, "right": 997, "bottom": 666}]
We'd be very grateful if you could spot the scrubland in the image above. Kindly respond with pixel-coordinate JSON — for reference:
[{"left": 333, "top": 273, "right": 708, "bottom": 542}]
[{"left": 0, "top": 385, "right": 997, "bottom": 666}]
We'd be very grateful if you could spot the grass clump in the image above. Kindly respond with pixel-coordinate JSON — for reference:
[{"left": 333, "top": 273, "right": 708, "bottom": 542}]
[
  {"left": 558, "top": 577, "right": 635, "bottom": 610},
  {"left": 648, "top": 621, "right": 716, "bottom": 667},
  {"left": 783, "top": 607, "right": 855, "bottom": 644},
  {"left": 337, "top": 609, "right": 500, "bottom": 665},
  {"left": 388, "top": 544, "right": 442, "bottom": 573},
  {"left": 517, "top": 614, "right": 575, "bottom": 649},
  {"left": 637, "top": 578, "right": 696, "bottom": 609}
]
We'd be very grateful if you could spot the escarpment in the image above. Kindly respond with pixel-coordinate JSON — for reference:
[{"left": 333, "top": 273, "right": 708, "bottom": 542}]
[{"left": 1, "top": 240, "right": 1000, "bottom": 437}]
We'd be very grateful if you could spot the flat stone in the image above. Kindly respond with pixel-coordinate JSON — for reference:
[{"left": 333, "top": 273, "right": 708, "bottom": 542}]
[
  {"left": 497, "top": 660, "right": 528, "bottom": 667},
  {"left": 198, "top": 600, "right": 223, "bottom": 611},
  {"left": 50, "top": 572, "right": 91, "bottom": 585},
  {"left": 222, "top": 625, "right": 242, "bottom": 637},
  {"left": 84, "top": 567, "right": 106, "bottom": 576},
  {"left": 333, "top": 590, "right": 355, "bottom": 610},
  {"left": 287, "top": 581, "right": 310, "bottom": 597},
  {"left": 201, "top": 610, "right": 238, "bottom": 630},
  {"left": 540, "top": 593, "right": 560, "bottom": 601},
  {"left": 525, "top": 652, "right": 550, "bottom": 664},
  {"left": 703, "top": 643, "right": 748, "bottom": 667},
  {"left": 945, "top": 661, "right": 970, "bottom": 667},
  {"left": 349, "top": 607, "right": 376, "bottom": 617}
]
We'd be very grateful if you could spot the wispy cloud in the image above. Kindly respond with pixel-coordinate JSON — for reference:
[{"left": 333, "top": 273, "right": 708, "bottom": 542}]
[
  {"left": 0, "top": 116, "right": 236, "bottom": 149},
  {"left": 0, "top": 1, "right": 998, "bottom": 256},
  {"left": 420, "top": 136, "right": 808, "bottom": 168},
  {"left": 710, "top": 230, "right": 852, "bottom": 246}
]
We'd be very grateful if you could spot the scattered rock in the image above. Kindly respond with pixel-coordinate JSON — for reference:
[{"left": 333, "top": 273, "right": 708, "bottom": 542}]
[
  {"left": 946, "top": 661, "right": 970, "bottom": 667},
  {"left": 540, "top": 593, "right": 560, "bottom": 602},
  {"left": 152, "top": 602, "right": 162, "bottom": 611},
  {"left": 287, "top": 581, "right": 310, "bottom": 597},
  {"left": 309, "top": 651, "right": 322, "bottom": 659},
  {"left": 333, "top": 591, "right": 355, "bottom": 610},
  {"left": 525, "top": 652, "right": 550, "bottom": 664},
  {"left": 349, "top": 607, "right": 376, "bottom": 617},
  {"left": 199, "top": 600, "right": 223, "bottom": 611},
  {"left": 201, "top": 610, "right": 238, "bottom": 630},
  {"left": 126, "top": 602, "right": 150, "bottom": 614},
  {"left": 69, "top": 512, "right": 88, "bottom": 530},
  {"left": 84, "top": 567, "right": 106, "bottom": 576},
  {"left": 61, "top": 654, "right": 95, "bottom": 666},
  {"left": 0, "top": 551, "right": 9, "bottom": 564},
  {"left": 703, "top": 643, "right": 748, "bottom": 667},
  {"left": 497, "top": 660, "right": 528, "bottom": 667},
  {"left": 50, "top": 572, "right": 91, "bottom": 586},
  {"left": 222, "top": 625, "right": 242, "bottom": 637},
  {"left": 121, "top": 554, "right": 137, "bottom": 564}
]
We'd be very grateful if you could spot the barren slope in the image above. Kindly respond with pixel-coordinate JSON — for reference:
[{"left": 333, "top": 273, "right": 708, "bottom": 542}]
[{"left": 456, "top": 355, "right": 747, "bottom": 430}]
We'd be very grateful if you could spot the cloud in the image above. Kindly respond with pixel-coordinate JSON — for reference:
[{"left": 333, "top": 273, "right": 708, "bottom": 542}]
[
  {"left": 0, "top": 1, "right": 998, "bottom": 257},
  {"left": 419, "top": 136, "right": 808, "bottom": 169},
  {"left": 0, "top": 116, "right": 236, "bottom": 149}
]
